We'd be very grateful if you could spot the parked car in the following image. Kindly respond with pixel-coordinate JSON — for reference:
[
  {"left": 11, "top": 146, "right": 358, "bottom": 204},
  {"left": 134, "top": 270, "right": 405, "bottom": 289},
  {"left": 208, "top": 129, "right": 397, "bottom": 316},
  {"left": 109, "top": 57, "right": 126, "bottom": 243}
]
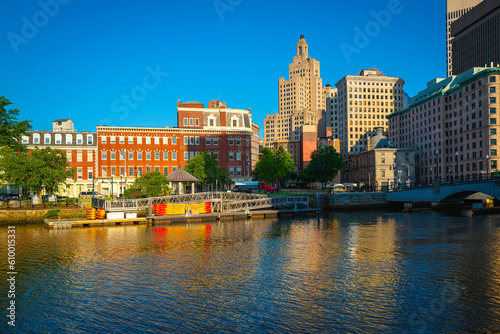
[
  {"left": 0, "top": 194, "right": 19, "bottom": 201},
  {"left": 79, "top": 192, "right": 104, "bottom": 199}
]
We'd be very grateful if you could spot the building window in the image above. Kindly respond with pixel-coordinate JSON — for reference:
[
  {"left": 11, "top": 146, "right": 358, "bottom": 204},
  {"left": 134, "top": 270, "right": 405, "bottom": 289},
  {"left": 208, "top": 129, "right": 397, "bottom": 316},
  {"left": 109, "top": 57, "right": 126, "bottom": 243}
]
[
  {"left": 33, "top": 134, "right": 40, "bottom": 144},
  {"left": 55, "top": 134, "right": 62, "bottom": 144},
  {"left": 206, "top": 138, "right": 212, "bottom": 145},
  {"left": 102, "top": 167, "right": 107, "bottom": 177},
  {"left": 137, "top": 151, "right": 143, "bottom": 160},
  {"left": 491, "top": 139, "right": 497, "bottom": 146},
  {"left": 137, "top": 167, "right": 143, "bottom": 177},
  {"left": 213, "top": 152, "right": 219, "bottom": 160},
  {"left": 490, "top": 98, "right": 497, "bottom": 104},
  {"left": 77, "top": 167, "right": 83, "bottom": 180},
  {"left": 88, "top": 135, "right": 94, "bottom": 145},
  {"left": 184, "top": 118, "right": 188, "bottom": 126},
  {"left": 236, "top": 152, "right": 241, "bottom": 161},
  {"left": 172, "top": 151, "right": 177, "bottom": 160},
  {"left": 87, "top": 168, "right": 93, "bottom": 180},
  {"left": 491, "top": 149, "right": 498, "bottom": 156},
  {"left": 195, "top": 118, "right": 199, "bottom": 126},
  {"left": 129, "top": 166, "right": 134, "bottom": 177},
  {"left": 119, "top": 136, "right": 124, "bottom": 144},
  {"left": 490, "top": 87, "right": 496, "bottom": 93},
  {"left": 163, "top": 167, "right": 169, "bottom": 175},
  {"left": 110, "top": 151, "right": 116, "bottom": 160},
  {"left": 146, "top": 136, "right": 151, "bottom": 145},
  {"left": 163, "top": 137, "right": 168, "bottom": 145},
  {"left": 66, "top": 150, "right": 72, "bottom": 162},
  {"left": 190, "top": 151, "right": 195, "bottom": 159},
  {"left": 111, "top": 167, "right": 116, "bottom": 177},
  {"left": 184, "top": 136, "right": 188, "bottom": 145},
  {"left": 77, "top": 151, "right": 82, "bottom": 162},
  {"left": 491, "top": 118, "right": 497, "bottom": 125},
  {"left": 101, "top": 136, "right": 106, "bottom": 144},
  {"left": 491, "top": 108, "right": 497, "bottom": 114},
  {"left": 22, "top": 136, "right": 28, "bottom": 144},
  {"left": 155, "top": 151, "right": 160, "bottom": 160},
  {"left": 87, "top": 151, "right": 93, "bottom": 162},
  {"left": 66, "top": 134, "right": 72, "bottom": 144},
  {"left": 120, "top": 167, "right": 125, "bottom": 176},
  {"left": 189, "top": 118, "right": 193, "bottom": 126},
  {"left": 146, "top": 152, "right": 151, "bottom": 160},
  {"left": 213, "top": 138, "right": 219, "bottom": 145},
  {"left": 102, "top": 151, "right": 107, "bottom": 160},
  {"left": 128, "top": 151, "right": 134, "bottom": 160},
  {"left": 172, "top": 137, "right": 177, "bottom": 145},
  {"left": 184, "top": 152, "right": 188, "bottom": 160},
  {"left": 44, "top": 134, "right": 51, "bottom": 144},
  {"left": 229, "top": 152, "right": 234, "bottom": 161},
  {"left": 229, "top": 138, "right": 234, "bottom": 145},
  {"left": 189, "top": 136, "right": 194, "bottom": 145},
  {"left": 229, "top": 167, "right": 234, "bottom": 176},
  {"left": 128, "top": 136, "right": 134, "bottom": 144},
  {"left": 490, "top": 76, "right": 496, "bottom": 83},
  {"left": 236, "top": 167, "right": 241, "bottom": 176},
  {"left": 163, "top": 151, "right": 168, "bottom": 160},
  {"left": 137, "top": 136, "right": 142, "bottom": 144},
  {"left": 236, "top": 138, "right": 241, "bottom": 146},
  {"left": 195, "top": 137, "right": 200, "bottom": 145}
]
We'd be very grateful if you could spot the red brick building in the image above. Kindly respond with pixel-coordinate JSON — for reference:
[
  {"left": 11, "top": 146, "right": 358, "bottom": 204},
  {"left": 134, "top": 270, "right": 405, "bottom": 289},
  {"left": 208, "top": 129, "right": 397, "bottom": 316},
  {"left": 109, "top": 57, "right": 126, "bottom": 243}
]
[
  {"left": 22, "top": 119, "right": 97, "bottom": 197},
  {"left": 97, "top": 100, "right": 258, "bottom": 195}
]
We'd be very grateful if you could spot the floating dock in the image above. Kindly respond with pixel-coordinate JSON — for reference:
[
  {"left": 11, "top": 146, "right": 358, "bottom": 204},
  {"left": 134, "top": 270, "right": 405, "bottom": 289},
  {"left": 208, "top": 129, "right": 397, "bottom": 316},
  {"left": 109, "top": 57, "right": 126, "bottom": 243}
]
[{"left": 45, "top": 209, "right": 320, "bottom": 228}]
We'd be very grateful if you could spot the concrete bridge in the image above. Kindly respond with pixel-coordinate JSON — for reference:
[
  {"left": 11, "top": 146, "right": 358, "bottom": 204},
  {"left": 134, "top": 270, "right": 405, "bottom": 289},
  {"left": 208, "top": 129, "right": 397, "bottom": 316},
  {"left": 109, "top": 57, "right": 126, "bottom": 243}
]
[{"left": 386, "top": 177, "right": 500, "bottom": 203}]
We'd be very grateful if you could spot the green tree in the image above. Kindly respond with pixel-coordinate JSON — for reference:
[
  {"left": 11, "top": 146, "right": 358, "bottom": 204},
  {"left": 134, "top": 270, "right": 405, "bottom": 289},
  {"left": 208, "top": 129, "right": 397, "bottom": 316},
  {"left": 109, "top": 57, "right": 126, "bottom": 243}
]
[
  {"left": 254, "top": 147, "right": 295, "bottom": 188},
  {"left": 123, "top": 171, "right": 171, "bottom": 198},
  {"left": 0, "top": 147, "right": 75, "bottom": 201},
  {"left": 0, "top": 97, "right": 32, "bottom": 151},
  {"left": 184, "top": 152, "right": 230, "bottom": 190},
  {"left": 302, "top": 145, "right": 345, "bottom": 186}
]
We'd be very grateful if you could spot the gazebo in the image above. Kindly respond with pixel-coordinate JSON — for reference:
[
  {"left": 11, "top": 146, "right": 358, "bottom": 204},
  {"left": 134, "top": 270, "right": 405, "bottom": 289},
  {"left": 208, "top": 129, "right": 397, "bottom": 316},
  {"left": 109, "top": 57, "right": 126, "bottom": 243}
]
[{"left": 167, "top": 168, "right": 200, "bottom": 195}]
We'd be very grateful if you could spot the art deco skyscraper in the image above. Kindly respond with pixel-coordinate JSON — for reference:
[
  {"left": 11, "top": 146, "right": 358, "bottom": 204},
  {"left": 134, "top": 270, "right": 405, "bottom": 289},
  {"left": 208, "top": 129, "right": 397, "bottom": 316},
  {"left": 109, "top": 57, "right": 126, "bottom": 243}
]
[{"left": 264, "top": 35, "right": 327, "bottom": 147}]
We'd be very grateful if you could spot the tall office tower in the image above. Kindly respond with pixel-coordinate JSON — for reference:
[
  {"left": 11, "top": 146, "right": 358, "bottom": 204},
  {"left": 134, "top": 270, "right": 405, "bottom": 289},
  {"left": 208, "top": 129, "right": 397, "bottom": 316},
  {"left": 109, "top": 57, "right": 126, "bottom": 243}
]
[
  {"left": 336, "top": 69, "right": 405, "bottom": 155},
  {"left": 324, "top": 84, "right": 339, "bottom": 139},
  {"left": 451, "top": 0, "right": 500, "bottom": 75},
  {"left": 446, "top": 0, "right": 483, "bottom": 77},
  {"left": 264, "top": 35, "right": 327, "bottom": 147}
]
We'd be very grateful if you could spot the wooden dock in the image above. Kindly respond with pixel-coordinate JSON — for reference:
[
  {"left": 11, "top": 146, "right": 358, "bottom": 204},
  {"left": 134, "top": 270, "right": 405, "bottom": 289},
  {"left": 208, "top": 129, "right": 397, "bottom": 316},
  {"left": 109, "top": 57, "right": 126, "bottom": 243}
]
[{"left": 45, "top": 209, "right": 321, "bottom": 228}]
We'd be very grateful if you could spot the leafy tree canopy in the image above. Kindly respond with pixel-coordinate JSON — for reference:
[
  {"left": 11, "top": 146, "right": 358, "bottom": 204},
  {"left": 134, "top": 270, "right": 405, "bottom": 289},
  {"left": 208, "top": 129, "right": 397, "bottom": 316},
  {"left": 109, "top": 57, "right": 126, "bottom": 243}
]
[
  {"left": 184, "top": 152, "right": 230, "bottom": 185},
  {"left": 123, "top": 171, "right": 171, "bottom": 198},
  {"left": 254, "top": 147, "right": 295, "bottom": 187},
  {"left": 302, "top": 145, "right": 345, "bottom": 185},
  {"left": 0, "top": 96, "right": 32, "bottom": 151},
  {"left": 0, "top": 147, "right": 75, "bottom": 197}
]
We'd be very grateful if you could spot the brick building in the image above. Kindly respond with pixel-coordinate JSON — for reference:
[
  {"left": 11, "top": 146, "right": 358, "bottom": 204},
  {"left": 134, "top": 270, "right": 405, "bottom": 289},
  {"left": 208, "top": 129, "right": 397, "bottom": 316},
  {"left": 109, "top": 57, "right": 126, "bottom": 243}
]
[
  {"left": 21, "top": 119, "right": 97, "bottom": 197},
  {"left": 96, "top": 100, "right": 258, "bottom": 196},
  {"left": 387, "top": 66, "right": 499, "bottom": 184}
]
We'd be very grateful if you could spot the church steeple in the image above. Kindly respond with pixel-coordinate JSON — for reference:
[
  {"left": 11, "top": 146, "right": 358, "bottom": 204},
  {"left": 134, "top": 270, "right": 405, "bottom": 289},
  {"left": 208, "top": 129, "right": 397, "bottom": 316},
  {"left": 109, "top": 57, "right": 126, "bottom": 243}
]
[{"left": 296, "top": 34, "right": 308, "bottom": 57}]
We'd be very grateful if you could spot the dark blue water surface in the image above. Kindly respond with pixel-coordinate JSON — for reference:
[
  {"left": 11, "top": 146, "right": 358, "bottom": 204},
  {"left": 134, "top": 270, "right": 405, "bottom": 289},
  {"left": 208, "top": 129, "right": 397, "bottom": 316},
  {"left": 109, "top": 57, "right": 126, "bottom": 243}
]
[{"left": 1, "top": 210, "right": 500, "bottom": 333}]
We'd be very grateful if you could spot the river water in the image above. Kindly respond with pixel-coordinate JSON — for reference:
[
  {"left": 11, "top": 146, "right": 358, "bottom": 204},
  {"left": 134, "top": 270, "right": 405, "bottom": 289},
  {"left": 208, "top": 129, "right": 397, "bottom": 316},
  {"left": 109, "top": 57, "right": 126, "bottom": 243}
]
[{"left": 1, "top": 210, "right": 499, "bottom": 333}]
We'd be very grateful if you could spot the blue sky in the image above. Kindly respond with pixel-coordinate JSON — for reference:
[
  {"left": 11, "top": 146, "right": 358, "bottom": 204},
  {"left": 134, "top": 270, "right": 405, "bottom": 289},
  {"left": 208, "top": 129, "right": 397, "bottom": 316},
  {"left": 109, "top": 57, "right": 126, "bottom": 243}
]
[{"left": 1, "top": 0, "right": 445, "bottom": 134}]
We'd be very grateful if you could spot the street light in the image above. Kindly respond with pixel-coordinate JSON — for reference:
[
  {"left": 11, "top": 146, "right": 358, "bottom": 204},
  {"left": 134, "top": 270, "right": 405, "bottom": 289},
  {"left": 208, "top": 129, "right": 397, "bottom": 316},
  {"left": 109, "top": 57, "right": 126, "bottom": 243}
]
[
  {"left": 455, "top": 151, "right": 459, "bottom": 181},
  {"left": 486, "top": 154, "right": 490, "bottom": 177},
  {"left": 435, "top": 149, "right": 440, "bottom": 180}
]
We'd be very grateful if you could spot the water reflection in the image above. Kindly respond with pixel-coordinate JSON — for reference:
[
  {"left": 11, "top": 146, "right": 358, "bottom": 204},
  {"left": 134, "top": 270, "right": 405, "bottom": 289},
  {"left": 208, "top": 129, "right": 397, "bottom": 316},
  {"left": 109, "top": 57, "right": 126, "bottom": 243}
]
[{"left": 0, "top": 211, "right": 499, "bottom": 333}]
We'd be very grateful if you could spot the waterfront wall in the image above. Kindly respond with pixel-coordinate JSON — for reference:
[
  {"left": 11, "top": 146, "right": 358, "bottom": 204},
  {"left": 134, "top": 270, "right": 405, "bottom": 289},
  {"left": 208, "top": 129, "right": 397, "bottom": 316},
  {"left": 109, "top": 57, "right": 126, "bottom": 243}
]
[
  {"left": 329, "top": 192, "right": 387, "bottom": 208},
  {"left": 0, "top": 207, "right": 87, "bottom": 224}
]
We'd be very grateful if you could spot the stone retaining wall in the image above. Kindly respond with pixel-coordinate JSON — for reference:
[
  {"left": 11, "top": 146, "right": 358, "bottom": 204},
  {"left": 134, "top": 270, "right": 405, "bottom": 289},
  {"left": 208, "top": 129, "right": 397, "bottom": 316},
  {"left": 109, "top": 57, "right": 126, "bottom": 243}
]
[
  {"left": 0, "top": 208, "right": 87, "bottom": 224},
  {"left": 329, "top": 192, "right": 387, "bottom": 208}
]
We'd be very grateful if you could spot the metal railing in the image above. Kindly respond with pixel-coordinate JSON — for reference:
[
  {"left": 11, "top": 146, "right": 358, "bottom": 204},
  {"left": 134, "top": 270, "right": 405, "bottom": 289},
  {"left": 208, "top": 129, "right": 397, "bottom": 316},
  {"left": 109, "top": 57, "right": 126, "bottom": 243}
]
[{"left": 92, "top": 192, "right": 310, "bottom": 213}]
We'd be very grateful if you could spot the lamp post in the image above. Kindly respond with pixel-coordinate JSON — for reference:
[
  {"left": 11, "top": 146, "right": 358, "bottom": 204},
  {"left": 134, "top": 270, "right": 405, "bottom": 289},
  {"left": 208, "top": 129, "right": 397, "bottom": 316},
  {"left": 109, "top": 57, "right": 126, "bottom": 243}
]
[
  {"left": 401, "top": 163, "right": 411, "bottom": 187},
  {"left": 435, "top": 149, "right": 440, "bottom": 180},
  {"left": 393, "top": 162, "right": 397, "bottom": 189},
  {"left": 486, "top": 154, "right": 490, "bottom": 177},
  {"left": 120, "top": 175, "right": 123, "bottom": 197},
  {"left": 455, "top": 151, "right": 459, "bottom": 181}
]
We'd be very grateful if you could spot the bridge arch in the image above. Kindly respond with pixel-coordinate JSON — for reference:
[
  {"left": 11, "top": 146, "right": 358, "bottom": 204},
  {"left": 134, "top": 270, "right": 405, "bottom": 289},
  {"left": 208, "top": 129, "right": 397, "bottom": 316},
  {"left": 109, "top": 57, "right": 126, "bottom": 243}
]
[{"left": 440, "top": 190, "right": 497, "bottom": 203}]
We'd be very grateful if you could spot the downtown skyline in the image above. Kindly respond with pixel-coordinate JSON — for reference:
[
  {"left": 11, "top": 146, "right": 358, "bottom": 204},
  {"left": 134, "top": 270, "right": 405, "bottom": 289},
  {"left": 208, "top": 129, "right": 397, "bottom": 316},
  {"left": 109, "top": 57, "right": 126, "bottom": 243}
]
[{"left": 2, "top": 0, "right": 444, "bottom": 134}]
